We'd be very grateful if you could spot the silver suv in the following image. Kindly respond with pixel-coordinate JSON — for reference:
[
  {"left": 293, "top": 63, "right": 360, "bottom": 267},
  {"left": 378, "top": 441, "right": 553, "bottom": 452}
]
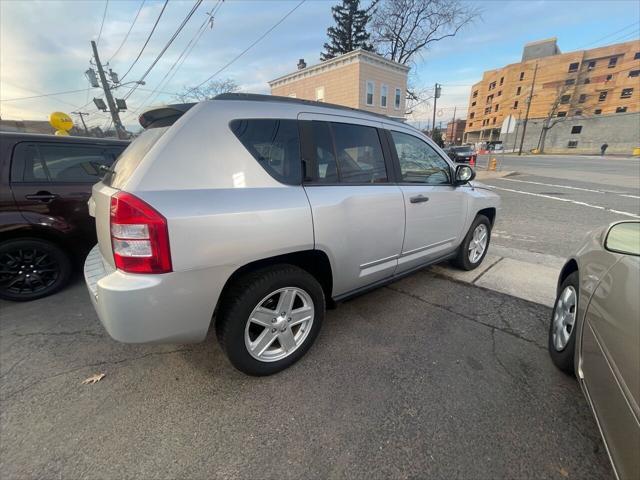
[{"left": 84, "top": 93, "right": 500, "bottom": 375}]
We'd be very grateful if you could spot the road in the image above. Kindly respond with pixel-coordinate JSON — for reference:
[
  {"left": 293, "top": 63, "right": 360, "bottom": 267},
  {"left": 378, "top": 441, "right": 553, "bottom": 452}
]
[
  {"left": 476, "top": 154, "right": 640, "bottom": 258},
  {"left": 0, "top": 276, "right": 613, "bottom": 479}
]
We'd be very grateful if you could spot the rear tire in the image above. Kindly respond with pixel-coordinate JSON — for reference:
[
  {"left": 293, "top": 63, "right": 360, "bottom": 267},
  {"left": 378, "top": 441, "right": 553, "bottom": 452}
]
[
  {"left": 548, "top": 272, "right": 579, "bottom": 376},
  {"left": 453, "top": 215, "right": 491, "bottom": 271},
  {"left": 216, "top": 265, "right": 325, "bottom": 376},
  {"left": 0, "top": 238, "right": 71, "bottom": 301}
]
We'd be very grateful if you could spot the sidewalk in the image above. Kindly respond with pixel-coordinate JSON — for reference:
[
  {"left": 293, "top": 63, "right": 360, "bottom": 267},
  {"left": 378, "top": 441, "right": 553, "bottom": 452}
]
[{"left": 430, "top": 245, "right": 564, "bottom": 307}]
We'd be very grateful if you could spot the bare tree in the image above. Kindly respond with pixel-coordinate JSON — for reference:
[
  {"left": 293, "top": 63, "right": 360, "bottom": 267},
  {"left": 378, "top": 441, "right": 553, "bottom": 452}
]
[
  {"left": 175, "top": 78, "right": 239, "bottom": 103},
  {"left": 537, "top": 82, "right": 590, "bottom": 153},
  {"left": 370, "top": 0, "right": 479, "bottom": 66}
]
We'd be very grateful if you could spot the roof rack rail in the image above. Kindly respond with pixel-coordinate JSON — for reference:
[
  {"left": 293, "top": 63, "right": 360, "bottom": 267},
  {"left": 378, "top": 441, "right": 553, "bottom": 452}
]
[{"left": 213, "top": 93, "right": 404, "bottom": 123}]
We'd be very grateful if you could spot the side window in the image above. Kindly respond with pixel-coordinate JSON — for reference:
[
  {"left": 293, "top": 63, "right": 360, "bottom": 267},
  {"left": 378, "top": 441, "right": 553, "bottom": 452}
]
[
  {"left": 11, "top": 143, "right": 113, "bottom": 183},
  {"left": 331, "top": 123, "right": 387, "bottom": 183},
  {"left": 230, "top": 119, "right": 301, "bottom": 185},
  {"left": 390, "top": 131, "right": 451, "bottom": 185},
  {"left": 309, "top": 121, "right": 338, "bottom": 183}
]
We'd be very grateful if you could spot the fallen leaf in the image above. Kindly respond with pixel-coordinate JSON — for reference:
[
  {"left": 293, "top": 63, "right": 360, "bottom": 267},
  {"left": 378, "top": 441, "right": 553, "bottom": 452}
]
[
  {"left": 82, "top": 373, "right": 106, "bottom": 385},
  {"left": 559, "top": 467, "right": 569, "bottom": 477}
]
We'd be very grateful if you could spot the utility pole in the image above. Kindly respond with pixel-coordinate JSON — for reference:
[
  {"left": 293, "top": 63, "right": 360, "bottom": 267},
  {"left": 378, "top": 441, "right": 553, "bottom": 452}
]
[
  {"left": 91, "top": 41, "right": 127, "bottom": 139},
  {"left": 72, "top": 111, "right": 90, "bottom": 134},
  {"left": 451, "top": 106, "right": 457, "bottom": 144},
  {"left": 431, "top": 83, "right": 441, "bottom": 138},
  {"left": 518, "top": 62, "right": 538, "bottom": 156}
]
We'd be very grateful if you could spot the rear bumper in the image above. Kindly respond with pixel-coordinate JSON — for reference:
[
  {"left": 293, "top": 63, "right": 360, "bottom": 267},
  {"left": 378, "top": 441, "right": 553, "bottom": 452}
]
[{"left": 84, "top": 245, "right": 223, "bottom": 343}]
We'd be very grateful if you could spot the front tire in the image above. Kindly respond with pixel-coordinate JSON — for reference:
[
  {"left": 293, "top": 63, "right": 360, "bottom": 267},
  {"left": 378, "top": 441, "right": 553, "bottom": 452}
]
[
  {"left": 0, "top": 238, "right": 71, "bottom": 301},
  {"left": 548, "top": 272, "right": 579, "bottom": 376},
  {"left": 216, "top": 265, "right": 325, "bottom": 376},
  {"left": 453, "top": 215, "right": 491, "bottom": 271}
]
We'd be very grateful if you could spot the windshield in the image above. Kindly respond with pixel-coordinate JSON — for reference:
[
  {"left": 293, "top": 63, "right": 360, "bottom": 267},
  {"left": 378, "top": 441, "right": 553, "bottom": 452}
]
[{"left": 103, "top": 127, "right": 169, "bottom": 188}]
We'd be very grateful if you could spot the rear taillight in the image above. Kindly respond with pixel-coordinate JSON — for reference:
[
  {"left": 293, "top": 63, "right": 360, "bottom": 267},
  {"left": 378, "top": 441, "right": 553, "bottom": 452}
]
[{"left": 110, "top": 192, "right": 172, "bottom": 274}]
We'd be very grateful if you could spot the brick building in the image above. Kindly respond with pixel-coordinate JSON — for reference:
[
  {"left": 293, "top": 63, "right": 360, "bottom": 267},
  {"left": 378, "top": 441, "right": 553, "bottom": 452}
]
[
  {"left": 269, "top": 49, "right": 409, "bottom": 119},
  {"left": 463, "top": 38, "right": 640, "bottom": 152},
  {"left": 445, "top": 119, "right": 466, "bottom": 145}
]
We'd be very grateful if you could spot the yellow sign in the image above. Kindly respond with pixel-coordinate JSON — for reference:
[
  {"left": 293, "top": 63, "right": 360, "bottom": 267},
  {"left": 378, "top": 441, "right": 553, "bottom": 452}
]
[{"left": 49, "top": 111, "right": 74, "bottom": 131}]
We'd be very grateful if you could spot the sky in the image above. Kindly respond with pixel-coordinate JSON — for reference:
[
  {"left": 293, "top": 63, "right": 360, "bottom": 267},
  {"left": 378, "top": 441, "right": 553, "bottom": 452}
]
[{"left": 1, "top": 0, "right": 639, "bottom": 131}]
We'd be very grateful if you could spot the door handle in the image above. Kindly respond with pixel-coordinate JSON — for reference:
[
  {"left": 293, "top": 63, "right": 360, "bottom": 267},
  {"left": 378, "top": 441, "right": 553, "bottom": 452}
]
[
  {"left": 410, "top": 195, "right": 430, "bottom": 204},
  {"left": 25, "top": 191, "right": 59, "bottom": 202}
]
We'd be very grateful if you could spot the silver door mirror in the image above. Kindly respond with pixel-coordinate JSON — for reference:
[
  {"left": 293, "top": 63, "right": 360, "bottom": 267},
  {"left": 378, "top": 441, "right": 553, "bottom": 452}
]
[
  {"left": 605, "top": 221, "right": 640, "bottom": 256},
  {"left": 455, "top": 164, "right": 475, "bottom": 185}
]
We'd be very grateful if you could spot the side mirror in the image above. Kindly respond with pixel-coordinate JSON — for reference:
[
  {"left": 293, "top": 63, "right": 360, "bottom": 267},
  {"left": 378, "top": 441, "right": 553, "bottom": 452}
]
[
  {"left": 454, "top": 164, "right": 475, "bottom": 185},
  {"left": 605, "top": 221, "right": 640, "bottom": 256}
]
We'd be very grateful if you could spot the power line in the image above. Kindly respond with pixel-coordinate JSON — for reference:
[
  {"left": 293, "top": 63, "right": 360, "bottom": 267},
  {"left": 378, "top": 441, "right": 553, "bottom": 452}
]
[
  {"left": 119, "top": 0, "right": 170, "bottom": 82},
  {"left": 0, "top": 88, "right": 97, "bottom": 103},
  {"left": 96, "top": 0, "right": 110, "bottom": 46},
  {"left": 193, "top": 0, "right": 306, "bottom": 90},
  {"left": 130, "top": 0, "right": 224, "bottom": 114},
  {"left": 107, "top": 0, "right": 147, "bottom": 63},
  {"left": 123, "top": 0, "right": 204, "bottom": 100},
  {"left": 577, "top": 20, "right": 639, "bottom": 49}
]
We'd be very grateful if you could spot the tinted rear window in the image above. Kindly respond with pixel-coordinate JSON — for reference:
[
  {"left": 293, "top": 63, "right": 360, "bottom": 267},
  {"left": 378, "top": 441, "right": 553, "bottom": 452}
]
[
  {"left": 105, "top": 127, "right": 168, "bottom": 188},
  {"left": 230, "top": 119, "right": 301, "bottom": 185}
]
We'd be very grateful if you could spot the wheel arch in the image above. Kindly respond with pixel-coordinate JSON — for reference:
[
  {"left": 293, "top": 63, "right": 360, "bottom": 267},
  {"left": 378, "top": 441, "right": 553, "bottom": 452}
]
[
  {"left": 0, "top": 225, "right": 75, "bottom": 257},
  {"left": 558, "top": 258, "right": 579, "bottom": 294},
  {"left": 217, "top": 249, "right": 334, "bottom": 313},
  {"left": 477, "top": 207, "right": 496, "bottom": 226}
]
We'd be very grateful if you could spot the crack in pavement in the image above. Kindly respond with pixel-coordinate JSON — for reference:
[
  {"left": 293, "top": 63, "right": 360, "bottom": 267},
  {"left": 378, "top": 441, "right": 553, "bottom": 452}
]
[
  {"left": 1, "top": 348, "right": 195, "bottom": 401},
  {"left": 385, "top": 285, "right": 546, "bottom": 350}
]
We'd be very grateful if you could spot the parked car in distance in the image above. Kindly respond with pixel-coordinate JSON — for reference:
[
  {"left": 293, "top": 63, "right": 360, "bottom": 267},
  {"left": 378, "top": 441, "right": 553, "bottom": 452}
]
[
  {"left": 445, "top": 145, "right": 476, "bottom": 164},
  {"left": 84, "top": 93, "right": 500, "bottom": 376},
  {"left": 0, "top": 132, "right": 128, "bottom": 301},
  {"left": 549, "top": 220, "right": 639, "bottom": 480}
]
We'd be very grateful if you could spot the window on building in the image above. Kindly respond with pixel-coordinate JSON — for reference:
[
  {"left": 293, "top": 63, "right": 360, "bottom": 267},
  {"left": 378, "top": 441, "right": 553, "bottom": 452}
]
[
  {"left": 394, "top": 88, "right": 402, "bottom": 109},
  {"left": 513, "top": 100, "right": 519, "bottom": 108},
  {"left": 468, "top": 122, "right": 473, "bottom": 127},
  {"left": 497, "top": 90, "right": 502, "bottom": 96},
  {"left": 599, "top": 91, "right": 608, "bottom": 101},
  {"left": 608, "top": 57, "right": 618, "bottom": 68},
  {"left": 605, "top": 74, "right": 613, "bottom": 82},
  {"left": 366, "top": 81, "right": 375, "bottom": 106},
  {"left": 574, "top": 109, "right": 583, "bottom": 116},
  {"left": 583, "top": 78, "right": 591, "bottom": 84},
  {"left": 594, "top": 109, "right": 602, "bottom": 115},
  {"left": 470, "top": 112, "right": 475, "bottom": 119},
  {"left": 486, "top": 94, "right": 494, "bottom": 103},
  {"left": 629, "top": 70, "right": 640, "bottom": 78},
  {"left": 500, "top": 77, "right": 504, "bottom": 85},
  {"left": 471, "top": 101, "right": 476, "bottom": 107},
  {"left": 494, "top": 104, "right": 499, "bottom": 112},
  {"left": 616, "top": 106, "right": 628, "bottom": 113},
  {"left": 315, "top": 86, "right": 325, "bottom": 102},
  {"left": 519, "top": 71, "right": 525, "bottom": 80},
  {"left": 230, "top": 119, "right": 302, "bottom": 185},
  {"left": 568, "top": 62, "right": 579, "bottom": 73},
  {"left": 380, "top": 85, "right": 388, "bottom": 108},
  {"left": 567, "top": 140, "right": 578, "bottom": 148},
  {"left": 635, "top": 52, "right": 640, "bottom": 60},
  {"left": 489, "top": 81, "right": 496, "bottom": 90},
  {"left": 516, "top": 86, "right": 522, "bottom": 95},
  {"left": 556, "top": 111, "right": 567, "bottom": 117},
  {"left": 472, "top": 90, "right": 478, "bottom": 98},
  {"left": 390, "top": 131, "right": 451, "bottom": 185},
  {"left": 484, "top": 106, "right": 492, "bottom": 114},
  {"left": 565, "top": 79, "right": 575, "bottom": 85},
  {"left": 578, "top": 94, "right": 587, "bottom": 103},
  {"left": 621, "top": 88, "right": 633, "bottom": 98},
  {"left": 492, "top": 117, "right": 496, "bottom": 124},
  {"left": 560, "top": 94, "right": 571, "bottom": 104},
  {"left": 587, "top": 60, "right": 596, "bottom": 70},
  {"left": 571, "top": 126, "right": 582, "bottom": 134}
]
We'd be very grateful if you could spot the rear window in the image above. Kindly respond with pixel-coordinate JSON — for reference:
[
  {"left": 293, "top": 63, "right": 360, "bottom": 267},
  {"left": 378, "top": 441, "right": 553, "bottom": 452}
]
[
  {"left": 452, "top": 147, "right": 472, "bottom": 153},
  {"left": 230, "top": 119, "right": 301, "bottom": 185},
  {"left": 105, "top": 127, "right": 168, "bottom": 188}
]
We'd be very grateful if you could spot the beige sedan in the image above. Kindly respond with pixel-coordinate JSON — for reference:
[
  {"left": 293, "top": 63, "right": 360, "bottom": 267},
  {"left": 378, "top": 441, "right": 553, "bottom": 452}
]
[{"left": 549, "top": 221, "right": 639, "bottom": 480}]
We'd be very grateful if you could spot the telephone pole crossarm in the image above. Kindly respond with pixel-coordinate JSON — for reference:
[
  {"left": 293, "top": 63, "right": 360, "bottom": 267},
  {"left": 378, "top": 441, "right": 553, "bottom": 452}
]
[{"left": 91, "top": 40, "right": 128, "bottom": 139}]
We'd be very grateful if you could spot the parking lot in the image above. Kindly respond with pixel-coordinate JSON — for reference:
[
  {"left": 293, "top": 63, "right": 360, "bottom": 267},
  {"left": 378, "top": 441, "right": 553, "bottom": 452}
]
[{"left": 1, "top": 268, "right": 613, "bottom": 479}]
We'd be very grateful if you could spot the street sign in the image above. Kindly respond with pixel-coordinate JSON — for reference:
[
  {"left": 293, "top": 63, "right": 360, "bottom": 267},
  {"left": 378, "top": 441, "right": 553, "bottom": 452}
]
[{"left": 501, "top": 115, "right": 516, "bottom": 134}]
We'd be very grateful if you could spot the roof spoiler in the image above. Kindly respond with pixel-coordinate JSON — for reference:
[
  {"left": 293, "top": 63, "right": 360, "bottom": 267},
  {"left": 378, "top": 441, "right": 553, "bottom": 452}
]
[{"left": 138, "top": 103, "right": 196, "bottom": 129}]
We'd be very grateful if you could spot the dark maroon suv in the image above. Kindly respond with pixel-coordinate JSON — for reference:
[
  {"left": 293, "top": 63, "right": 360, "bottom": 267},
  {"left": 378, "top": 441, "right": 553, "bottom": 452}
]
[{"left": 0, "top": 132, "right": 128, "bottom": 301}]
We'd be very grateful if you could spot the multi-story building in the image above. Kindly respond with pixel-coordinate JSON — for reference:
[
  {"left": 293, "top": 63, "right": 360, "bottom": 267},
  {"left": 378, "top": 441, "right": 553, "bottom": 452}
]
[
  {"left": 445, "top": 119, "right": 466, "bottom": 145},
  {"left": 464, "top": 38, "right": 640, "bottom": 153},
  {"left": 269, "top": 49, "right": 409, "bottom": 119}
]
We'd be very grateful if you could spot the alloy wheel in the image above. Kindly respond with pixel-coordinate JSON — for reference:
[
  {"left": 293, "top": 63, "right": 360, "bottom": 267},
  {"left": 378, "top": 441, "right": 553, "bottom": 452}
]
[
  {"left": 244, "top": 287, "right": 315, "bottom": 362},
  {"left": 468, "top": 223, "right": 488, "bottom": 263},
  {"left": 0, "top": 247, "right": 60, "bottom": 296},
  {"left": 552, "top": 285, "right": 577, "bottom": 351}
]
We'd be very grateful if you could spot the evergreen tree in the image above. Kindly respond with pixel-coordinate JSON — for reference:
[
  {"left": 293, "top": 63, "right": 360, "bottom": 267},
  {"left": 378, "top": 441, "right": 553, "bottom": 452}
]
[{"left": 321, "top": 0, "right": 375, "bottom": 61}]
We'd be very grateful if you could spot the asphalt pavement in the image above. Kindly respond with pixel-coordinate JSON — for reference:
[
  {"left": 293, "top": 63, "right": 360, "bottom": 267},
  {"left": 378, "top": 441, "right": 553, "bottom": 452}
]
[{"left": 0, "top": 274, "right": 613, "bottom": 479}]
